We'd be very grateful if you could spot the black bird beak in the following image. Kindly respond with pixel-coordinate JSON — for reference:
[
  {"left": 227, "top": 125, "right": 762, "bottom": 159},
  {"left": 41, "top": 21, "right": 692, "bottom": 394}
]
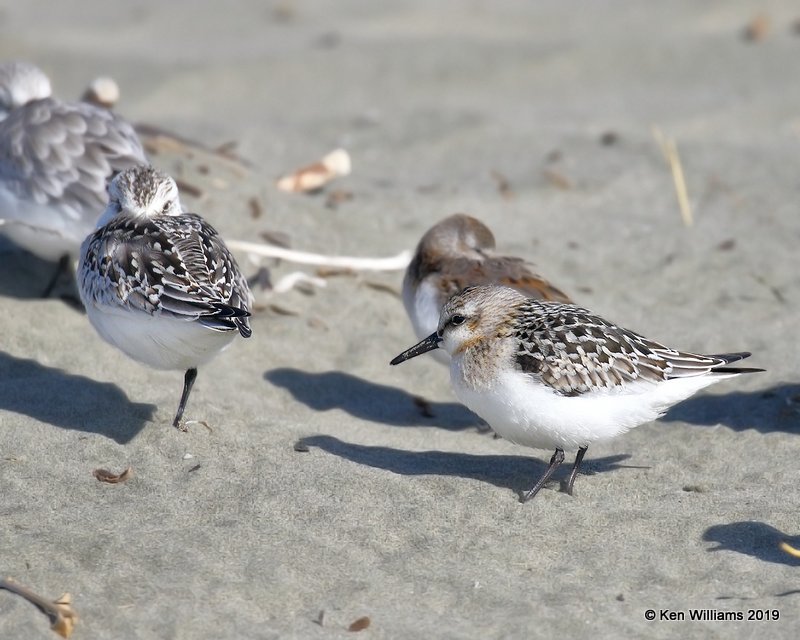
[{"left": 390, "top": 332, "right": 442, "bottom": 365}]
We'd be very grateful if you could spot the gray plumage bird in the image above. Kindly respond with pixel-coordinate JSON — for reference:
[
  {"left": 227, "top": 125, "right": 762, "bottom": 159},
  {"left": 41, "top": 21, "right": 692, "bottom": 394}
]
[
  {"left": 79, "top": 165, "right": 253, "bottom": 430},
  {"left": 0, "top": 60, "right": 146, "bottom": 295},
  {"left": 392, "top": 285, "right": 763, "bottom": 501}
]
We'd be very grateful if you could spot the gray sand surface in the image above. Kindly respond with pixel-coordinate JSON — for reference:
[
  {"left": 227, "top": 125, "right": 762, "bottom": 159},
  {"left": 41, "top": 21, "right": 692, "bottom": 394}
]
[{"left": 1, "top": 1, "right": 799, "bottom": 638}]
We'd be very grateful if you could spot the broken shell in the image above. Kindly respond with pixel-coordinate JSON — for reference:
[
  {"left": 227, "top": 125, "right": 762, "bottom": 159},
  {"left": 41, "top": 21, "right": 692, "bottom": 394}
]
[{"left": 276, "top": 149, "right": 352, "bottom": 193}]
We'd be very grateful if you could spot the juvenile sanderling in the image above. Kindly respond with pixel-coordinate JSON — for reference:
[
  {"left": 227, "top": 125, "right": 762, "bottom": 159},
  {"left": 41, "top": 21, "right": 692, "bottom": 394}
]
[
  {"left": 0, "top": 61, "right": 146, "bottom": 295},
  {"left": 391, "top": 285, "right": 763, "bottom": 501},
  {"left": 78, "top": 165, "right": 253, "bottom": 430},
  {"left": 402, "top": 214, "right": 570, "bottom": 363}
]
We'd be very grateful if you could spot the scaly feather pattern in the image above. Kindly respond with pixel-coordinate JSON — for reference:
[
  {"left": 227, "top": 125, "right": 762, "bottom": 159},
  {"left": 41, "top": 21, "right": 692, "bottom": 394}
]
[
  {"left": 80, "top": 212, "right": 251, "bottom": 337},
  {"left": 511, "top": 299, "right": 755, "bottom": 396}
]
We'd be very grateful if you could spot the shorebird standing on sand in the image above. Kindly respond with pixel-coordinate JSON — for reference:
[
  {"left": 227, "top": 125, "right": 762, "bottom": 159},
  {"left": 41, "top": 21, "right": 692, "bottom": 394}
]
[
  {"left": 392, "top": 285, "right": 763, "bottom": 501},
  {"left": 402, "top": 213, "right": 570, "bottom": 363},
  {"left": 0, "top": 60, "right": 146, "bottom": 296},
  {"left": 78, "top": 165, "right": 253, "bottom": 430}
]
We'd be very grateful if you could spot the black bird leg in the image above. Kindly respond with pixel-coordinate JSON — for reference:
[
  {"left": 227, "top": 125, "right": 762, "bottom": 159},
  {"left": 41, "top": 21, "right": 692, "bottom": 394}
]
[
  {"left": 173, "top": 368, "right": 198, "bottom": 431},
  {"left": 564, "top": 446, "right": 588, "bottom": 496},
  {"left": 42, "top": 254, "right": 71, "bottom": 298},
  {"left": 522, "top": 448, "right": 565, "bottom": 502}
]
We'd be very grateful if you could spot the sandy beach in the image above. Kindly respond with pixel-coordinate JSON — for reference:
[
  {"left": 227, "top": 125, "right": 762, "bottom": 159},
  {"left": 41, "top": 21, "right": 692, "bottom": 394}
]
[{"left": 1, "top": 1, "right": 799, "bottom": 638}]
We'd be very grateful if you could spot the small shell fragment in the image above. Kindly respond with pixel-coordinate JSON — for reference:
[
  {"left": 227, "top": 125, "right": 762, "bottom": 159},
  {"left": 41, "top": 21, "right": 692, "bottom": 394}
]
[
  {"left": 81, "top": 76, "right": 120, "bottom": 109},
  {"left": 347, "top": 616, "right": 371, "bottom": 632},
  {"left": 277, "top": 149, "right": 352, "bottom": 193}
]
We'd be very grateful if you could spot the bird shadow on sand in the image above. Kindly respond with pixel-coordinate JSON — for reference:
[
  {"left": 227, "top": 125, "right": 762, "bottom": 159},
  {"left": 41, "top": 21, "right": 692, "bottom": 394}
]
[
  {"left": 300, "top": 434, "right": 633, "bottom": 501},
  {"left": 0, "top": 351, "right": 155, "bottom": 444},
  {"left": 0, "top": 240, "right": 80, "bottom": 305},
  {"left": 661, "top": 384, "right": 800, "bottom": 434},
  {"left": 704, "top": 522, "right": 800, "bottom": 581},
  {"left": 264, "top": 368, "right": 481, "bottom": 430}
]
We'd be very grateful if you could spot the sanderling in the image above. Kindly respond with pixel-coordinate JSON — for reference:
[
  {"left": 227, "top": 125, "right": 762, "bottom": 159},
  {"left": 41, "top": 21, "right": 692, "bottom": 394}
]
[
  {"left": 391, "top": 285, "right": 763, "bottom": 501},
  {"left": 78, "top": 165, "right": 253, "bottom": 430},
  {"left": 0, "top": 61, "right": 146, "bottom": 295},
  {"left": 402, "top": 214, "right": 569, "bottom": 362}
]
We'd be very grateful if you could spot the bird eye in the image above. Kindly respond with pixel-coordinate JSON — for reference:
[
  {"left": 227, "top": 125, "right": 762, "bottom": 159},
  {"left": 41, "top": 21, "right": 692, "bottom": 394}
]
[
  {"left": 161, "top": 202, "right": 170, "bottom": 213},
  {"left": 450, "top": 314, "right": 465, "bottom": 326}
]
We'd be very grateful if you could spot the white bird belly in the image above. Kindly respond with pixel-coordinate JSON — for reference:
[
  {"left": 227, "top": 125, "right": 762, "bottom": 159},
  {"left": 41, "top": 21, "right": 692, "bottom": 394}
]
[
  {"left": 85, "top": 303, "right": 236, "bottom": 371},
  {"left": 0, "top": 186, "right": 89, "bottom": 260},
  {"left": 451, "top": 365, "right": 722, "bottom": 452},
  {"left": 404, "top": 278, "right": 450, "bottom": 364}
]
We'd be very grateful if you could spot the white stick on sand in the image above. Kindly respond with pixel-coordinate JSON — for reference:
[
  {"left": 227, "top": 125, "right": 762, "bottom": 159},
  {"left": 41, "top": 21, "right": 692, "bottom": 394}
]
[{"left": 227, "top": 239, "right": 412, "bottom": 272}]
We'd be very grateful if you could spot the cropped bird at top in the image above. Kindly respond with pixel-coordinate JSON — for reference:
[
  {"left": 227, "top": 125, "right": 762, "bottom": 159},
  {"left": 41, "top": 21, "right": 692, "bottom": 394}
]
[
  {"left": 0, "top": 60, "right": 147, "bottom": 295},
  {"left": 402, "top": 213, "right": 570, "bottom": 363},
  {"left": 392, "top": 285, "right": 763, "bottom": 502},
  {"left": 78, "top": 165, "right": 253, "bottom": 430}
]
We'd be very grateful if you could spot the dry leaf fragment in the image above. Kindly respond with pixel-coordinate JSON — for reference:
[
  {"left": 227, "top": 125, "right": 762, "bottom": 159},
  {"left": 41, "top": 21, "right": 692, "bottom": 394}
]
[
  {"left": 248, "top": 197, "right": 263, "bottom": 219},
  {"left": 743, "top": 13, "right": 770, "bottom": 41},
  {"left": 214, "top": 140, "right": 239, "bottom": 157},
  {"left": 490, "top": 170, "right": 514, "bottom": 200},
  {"left": 277, "top": 149, "right": 351, "bottom": 193},
  {"left": 542, "top": 167, "right": 573, "bottom": 190},
  {"left": 173, "top": 178, "right": 205, "bottom": 199},
  {"left": 325, "top": 189, "right": 355, "bottom": 209},
  {"left": 268, "top": 303, "right": 301, "bottom": 316},
  {"left": 0, "top": 578, "right": 78, "bottom": 638},
  {"left": 258, "top": 230, "right": 292, "bottom": 248},
  {"left": 93, "top": 466, "right": 133, "bottom": 484},
  {"left": 189, "top": 420, "right": 214, "bottom": 433},
  {"left": 307, "top": 317, "right": 329, "bottom": 331},
  {"left": 348, "top": 616, "right": 371, "bottom": 632},
  {"left": 681, "top": 485, "right": 706, "bottom": 493},
  {"left": 363, "top": 280, "right": 401, "bottom": 297}
]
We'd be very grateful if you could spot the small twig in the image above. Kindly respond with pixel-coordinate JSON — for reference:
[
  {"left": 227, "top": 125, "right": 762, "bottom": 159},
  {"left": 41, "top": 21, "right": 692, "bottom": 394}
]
[
  {"left": 0, "top": 577, "right": 78, "bottom": 638},
  {"left": 362, "top": 280, "right": 401, "bottom": 297},
  {"left": 272, "top": 272, "right": 327, "bottom": 294},
  {"left": 135, "top": 123, "right": 252, "bottom": 175},
  {"left": 653, "top": 126, "right": 693, "bottom": 227},
  {"left": 226, "top": 240, "right": 411, "bottom": 271}
]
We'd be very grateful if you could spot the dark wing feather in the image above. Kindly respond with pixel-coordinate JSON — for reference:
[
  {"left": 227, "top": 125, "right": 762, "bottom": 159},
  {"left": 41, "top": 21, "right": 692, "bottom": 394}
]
[
  {"left": 513, "top": 300, "right": 746, "bottom": 396},
  {"left": 85, "top": 213, "right": 252, "bottom": 336},
  {"left": 432, "top": 254, "right": 570, "bottom": 303}
]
